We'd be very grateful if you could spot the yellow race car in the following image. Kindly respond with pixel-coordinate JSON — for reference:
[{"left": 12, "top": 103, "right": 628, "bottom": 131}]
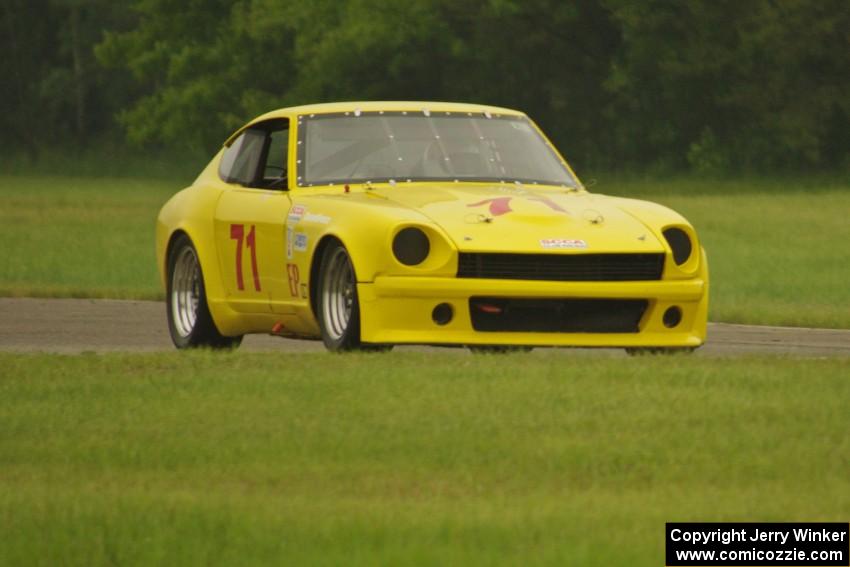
[{"left": 156, "top": 101, "right": 708, "bottom": 353}]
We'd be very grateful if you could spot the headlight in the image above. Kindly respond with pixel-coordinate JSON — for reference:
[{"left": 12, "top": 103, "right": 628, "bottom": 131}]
[
  {"left": 392, "top": 227, "right": 430, "bottom": 266},
  {"left": 663, "top": 227, "right": 693, "bottom": 265}
]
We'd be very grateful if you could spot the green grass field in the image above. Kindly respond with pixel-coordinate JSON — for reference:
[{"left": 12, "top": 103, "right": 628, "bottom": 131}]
[
  {"left": 2, "top": 174, "right": 849, "bottom": 327},
  {"left": 1, "top": 351, "right": 848, "bottom": 566},
  {"left": 0, "top": 176, "right": 178, "bottom": 299}
]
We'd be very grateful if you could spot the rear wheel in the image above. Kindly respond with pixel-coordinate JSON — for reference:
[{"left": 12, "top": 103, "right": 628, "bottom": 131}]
[{"left": 166, "top": 234, "right": 242, "bottom": 349}]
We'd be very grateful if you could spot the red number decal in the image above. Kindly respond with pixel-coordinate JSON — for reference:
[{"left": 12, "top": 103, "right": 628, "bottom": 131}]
[
  {"left": 230, "top": 224, "right": 245, "bottom": 290},
  {"left": 246, "top": 225, "right": 261, "bottom": 292},
  {"left": 287, "top": 263, "right": 299, "bottom": 297},
  {"left": 230, "top": 223, "right": 261, "bottom": 292}
]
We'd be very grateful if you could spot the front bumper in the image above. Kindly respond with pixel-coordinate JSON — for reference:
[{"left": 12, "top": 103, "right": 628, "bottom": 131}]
[{"left": 357, "top": 276, "right": 708, "bottom": 347}]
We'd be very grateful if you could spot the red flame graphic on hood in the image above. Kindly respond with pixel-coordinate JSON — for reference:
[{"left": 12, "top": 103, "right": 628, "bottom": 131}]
[{"left": 467, "top": 197, "right": 513, "bottom": 216}]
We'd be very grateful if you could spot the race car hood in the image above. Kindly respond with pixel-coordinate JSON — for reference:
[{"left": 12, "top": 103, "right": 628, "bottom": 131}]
[{"left": 378, "top": 184, "right": 666, "bottom": 253}]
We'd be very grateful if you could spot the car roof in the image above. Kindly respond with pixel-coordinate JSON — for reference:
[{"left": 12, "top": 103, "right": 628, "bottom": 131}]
[
  {"left": 252, "top": 101, "right": 525, "bottom": 121},
  {"left": 224, "top": 102, "right": 528, "bottom": 146}
]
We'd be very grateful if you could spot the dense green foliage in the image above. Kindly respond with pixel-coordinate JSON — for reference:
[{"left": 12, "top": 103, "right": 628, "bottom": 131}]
[
  {"left": 1, "top": 351, "right": 848, "bottom": 565},
  {"left": 2, "top": 0, "right": 848, "bottom": 173}
]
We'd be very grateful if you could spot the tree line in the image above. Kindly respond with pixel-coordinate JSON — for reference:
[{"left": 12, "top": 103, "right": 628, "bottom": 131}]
[{"left": 2, "top": 0, "right": 848, "bottom": 174}]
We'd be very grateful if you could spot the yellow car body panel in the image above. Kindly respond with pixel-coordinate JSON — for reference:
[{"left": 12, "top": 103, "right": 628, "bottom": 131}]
[{"left": 156, "top": 101, "right": 708, "bottom": 348}]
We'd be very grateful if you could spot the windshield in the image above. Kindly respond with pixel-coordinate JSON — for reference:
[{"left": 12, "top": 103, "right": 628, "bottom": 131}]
[{"left": 296, "top": 111, "right": 579, "bottom": 187}]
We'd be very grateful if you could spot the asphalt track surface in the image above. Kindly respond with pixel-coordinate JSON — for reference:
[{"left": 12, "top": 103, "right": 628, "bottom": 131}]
[{"left": 1, "top": 298, "right": 849, "bottom": 356}]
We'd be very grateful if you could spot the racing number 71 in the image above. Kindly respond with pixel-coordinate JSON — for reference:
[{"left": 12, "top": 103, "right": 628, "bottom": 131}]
[{"left": 230, "top": 224, "right": 261, "bottom": 291}]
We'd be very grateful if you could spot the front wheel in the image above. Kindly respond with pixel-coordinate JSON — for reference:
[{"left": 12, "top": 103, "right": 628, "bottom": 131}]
[
  {"left": 316, "top": 242, "right": 365, "bottom": 351},
  {"left": 166, "top": 234, "right": 242, "bottom": 349}
]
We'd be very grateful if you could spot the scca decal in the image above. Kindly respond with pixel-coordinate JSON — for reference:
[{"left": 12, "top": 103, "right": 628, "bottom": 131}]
[
  {"left": 287, "top": 205, "right": 306, "bottom": 226},
  {"left": 540, "top": 238, "right": 587, "bottom": 249}
]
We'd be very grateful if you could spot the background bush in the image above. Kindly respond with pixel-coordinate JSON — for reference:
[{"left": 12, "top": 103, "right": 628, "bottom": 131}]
[{"left": 2, "top": 0, "right": 848, "bottom": 174}]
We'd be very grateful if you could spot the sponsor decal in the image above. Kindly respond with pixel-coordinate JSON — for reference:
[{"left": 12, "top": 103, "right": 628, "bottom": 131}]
[
  {"left": 286, "top": 227, "right": 294, "bottom": 259},
  {"left": 540, "top": 238, "right": 588, "bottom": 249},
  {"left": 294, "top": 232, "right": 308, "bottom": 252},
  {"left": 287, "top": 205, "right": 306, "bottom": 226},
  {"left": 303, "top": 212, "right": 331, "bottom": 224}
]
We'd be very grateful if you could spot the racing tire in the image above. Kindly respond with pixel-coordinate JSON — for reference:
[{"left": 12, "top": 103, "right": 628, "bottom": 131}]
[
  {"left": 166, "top": 234, "right": 243, "bottom": 350},
  {"left": 317, "top": 241, "right": 368, "bottom": 351}
]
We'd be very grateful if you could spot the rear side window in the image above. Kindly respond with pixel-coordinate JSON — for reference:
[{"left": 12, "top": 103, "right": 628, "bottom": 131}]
[{"left": 218, "top": 118, "right": 289, "bottom": 189}]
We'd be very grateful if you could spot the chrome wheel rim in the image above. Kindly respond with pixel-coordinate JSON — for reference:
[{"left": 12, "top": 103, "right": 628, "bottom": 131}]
[
  {"left": 322, "top": 248, "right": 355, "bottom": 340},
  {"left": 171, "top": 247, "right": 201, "bottom": 338}
]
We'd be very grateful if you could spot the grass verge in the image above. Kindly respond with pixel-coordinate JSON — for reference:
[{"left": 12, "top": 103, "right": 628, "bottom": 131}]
[
  {"left": 1, "top": 351, "right": 848, "bottom": 566},
  {"left": 0, "top": 176, "right": 177, "bottom": 300}
]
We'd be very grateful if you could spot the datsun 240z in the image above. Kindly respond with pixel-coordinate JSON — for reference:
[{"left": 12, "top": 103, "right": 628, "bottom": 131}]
[{"left": 156, "top": 102, "right": 708, "bottom": 353}]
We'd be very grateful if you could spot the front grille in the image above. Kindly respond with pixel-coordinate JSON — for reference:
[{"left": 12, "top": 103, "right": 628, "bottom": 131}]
[
  {"left": 469, "top": 297, "right": 648, "bottom": 333},
  {"left": 457, "top": 253, "right": 664, "bottom": 281}
]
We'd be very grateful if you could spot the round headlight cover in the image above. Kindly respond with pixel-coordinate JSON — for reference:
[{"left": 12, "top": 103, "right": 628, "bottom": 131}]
[
  {"left": 393, "top": 227, "right": 430, "bottom": 266},
  {"left": 663, "top": 227, "right": 692, "bottom": 266}
]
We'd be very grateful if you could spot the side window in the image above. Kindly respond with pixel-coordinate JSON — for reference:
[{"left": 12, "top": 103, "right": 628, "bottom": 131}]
[
  {"left": 218, "top": 118, "right": 289, "bottom": 189},
  {"left": 263, "top": 128, "right": 288, "bottom": 180}
]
